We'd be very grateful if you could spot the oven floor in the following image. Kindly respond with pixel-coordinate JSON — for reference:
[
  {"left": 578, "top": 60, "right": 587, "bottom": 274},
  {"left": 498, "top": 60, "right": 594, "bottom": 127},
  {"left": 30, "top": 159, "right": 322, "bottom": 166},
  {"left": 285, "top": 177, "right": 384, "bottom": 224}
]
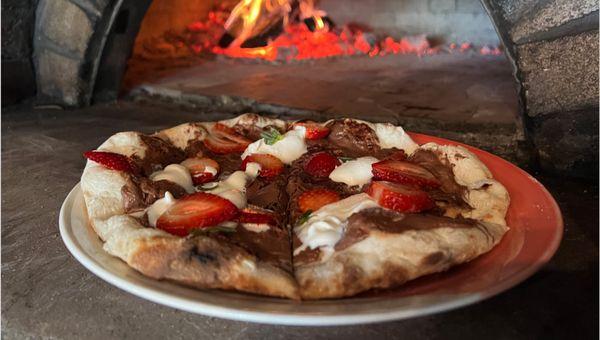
[{"left": 124, "top": 53, "right": 519, "bottom": 132}]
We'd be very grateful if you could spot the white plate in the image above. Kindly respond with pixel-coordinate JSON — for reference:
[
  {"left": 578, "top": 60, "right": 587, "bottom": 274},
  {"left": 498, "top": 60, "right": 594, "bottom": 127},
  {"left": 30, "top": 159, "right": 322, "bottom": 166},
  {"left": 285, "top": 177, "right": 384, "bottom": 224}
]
[{"left": 60, "top": 184, "right": 489, "bottom": 325}]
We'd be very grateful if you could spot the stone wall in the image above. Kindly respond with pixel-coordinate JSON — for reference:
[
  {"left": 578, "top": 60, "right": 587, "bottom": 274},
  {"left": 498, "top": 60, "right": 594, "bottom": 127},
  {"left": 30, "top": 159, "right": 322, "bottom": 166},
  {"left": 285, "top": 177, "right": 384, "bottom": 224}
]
[
  {"left": 482, "top": 0, "right": 599, "bottom": 178},
  {"left": 1, "top": 0, "right": 38, "bottom": 105},
  {"left": 321, "top": 0, "right": 500, "bottom": 45}
]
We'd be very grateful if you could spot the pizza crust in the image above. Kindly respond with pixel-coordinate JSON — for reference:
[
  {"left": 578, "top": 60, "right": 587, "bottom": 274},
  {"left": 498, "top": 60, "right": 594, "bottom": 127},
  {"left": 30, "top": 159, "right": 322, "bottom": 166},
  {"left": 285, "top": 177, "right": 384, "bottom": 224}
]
[{"left": 296, "top": 221, "right": 507, "bottom": 299}]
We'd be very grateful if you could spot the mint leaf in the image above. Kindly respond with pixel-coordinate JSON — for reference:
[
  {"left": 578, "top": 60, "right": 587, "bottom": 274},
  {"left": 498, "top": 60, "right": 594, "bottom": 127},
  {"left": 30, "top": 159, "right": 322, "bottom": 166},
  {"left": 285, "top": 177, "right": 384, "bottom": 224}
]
[
  {"left": 261, "top": 127, "right": 284, "bottom": 145},
  {"left": 297, "top": 210, "right": 312, "bottom": 226}
]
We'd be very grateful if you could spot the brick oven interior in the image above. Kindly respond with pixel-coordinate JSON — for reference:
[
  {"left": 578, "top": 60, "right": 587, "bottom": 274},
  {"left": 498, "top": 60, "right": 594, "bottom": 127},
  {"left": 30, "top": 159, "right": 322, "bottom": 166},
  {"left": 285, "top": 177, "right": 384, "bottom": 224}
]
[{"left": 2, "top": 0, "right": 599, "bottom": 337}]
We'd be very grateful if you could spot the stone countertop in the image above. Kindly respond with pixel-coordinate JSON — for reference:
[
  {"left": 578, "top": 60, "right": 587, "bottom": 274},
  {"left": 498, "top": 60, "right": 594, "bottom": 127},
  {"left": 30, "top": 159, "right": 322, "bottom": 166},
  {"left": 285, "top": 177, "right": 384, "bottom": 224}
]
[{"left": 2, "top": 102, "right": 598, "bottom": 339}]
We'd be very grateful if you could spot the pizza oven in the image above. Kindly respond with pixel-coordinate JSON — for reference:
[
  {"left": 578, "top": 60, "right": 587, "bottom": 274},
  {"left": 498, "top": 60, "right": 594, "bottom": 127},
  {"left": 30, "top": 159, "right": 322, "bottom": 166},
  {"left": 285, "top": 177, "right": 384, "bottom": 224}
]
[{"left": 27, "top": 0, "right": 599, "bottom": 178}]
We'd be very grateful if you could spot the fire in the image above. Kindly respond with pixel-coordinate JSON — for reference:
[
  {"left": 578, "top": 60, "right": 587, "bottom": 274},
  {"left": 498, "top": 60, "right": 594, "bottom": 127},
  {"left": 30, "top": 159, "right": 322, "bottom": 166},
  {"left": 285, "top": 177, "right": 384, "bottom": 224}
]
[
  {"left": 224, "top": 0, "right": 292, "bottom": 48},
  {"left": 213, "top": 0, "right": 436, "bottom": 61},
  {"left": 166, "top": 1, "right": 503, "bottom": 63}
]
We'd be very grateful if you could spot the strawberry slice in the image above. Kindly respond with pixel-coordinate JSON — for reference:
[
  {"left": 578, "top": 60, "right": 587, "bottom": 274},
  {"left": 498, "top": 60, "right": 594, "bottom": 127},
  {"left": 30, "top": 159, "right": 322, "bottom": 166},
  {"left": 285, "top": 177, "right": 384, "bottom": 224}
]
[
  {"left": 241, "top": 153, "right": 284, "bottom": 178},
  {"left": 298, "top": 188, "right": 340, "bottom": 213},
  {"left": 203, "top": 123, "right": 251, "bottom": 154},
  {"left": 304, "top": 151, "right": 341, "bottom": 178},
  {"left": 156, "top": 192, "right": 239, "bottom": 236},
  {"left": 292, "top": 121, "right": 330, "bottom": 140},
  {"left": 372, "top": 160, "right": 441, "bottom": 189},
  {"left": 366, "top": 181, "right": 434, "bottom": 213},
  {"left": 83, "top": 150, "right": 137, "bottom": 173},
  {"left": 238, "top": 207, "right": 277, "bottom": 225},
  {"left": 181, "top": 157, "right": 220, "bottom": 185}
]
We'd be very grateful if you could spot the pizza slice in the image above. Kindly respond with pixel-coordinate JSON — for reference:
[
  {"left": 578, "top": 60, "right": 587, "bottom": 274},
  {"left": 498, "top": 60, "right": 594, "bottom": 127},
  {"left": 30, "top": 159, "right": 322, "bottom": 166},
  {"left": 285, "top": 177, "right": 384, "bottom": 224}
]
[
  {"left": 286, "top": 119, "right": 510, "bottom": 299},
  {"left": 81, "top": 114, "right": 300, "bottom": 299}
]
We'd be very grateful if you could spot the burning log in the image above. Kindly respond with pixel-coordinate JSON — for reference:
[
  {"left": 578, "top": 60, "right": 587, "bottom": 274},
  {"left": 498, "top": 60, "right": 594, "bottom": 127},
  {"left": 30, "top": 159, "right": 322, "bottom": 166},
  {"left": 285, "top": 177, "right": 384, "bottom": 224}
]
[
  {"left": 219, "top": 0, "right": 294, "bottom": 48},
  {"left": 302, "top": 16, "right": 334, "bottom": 32}
]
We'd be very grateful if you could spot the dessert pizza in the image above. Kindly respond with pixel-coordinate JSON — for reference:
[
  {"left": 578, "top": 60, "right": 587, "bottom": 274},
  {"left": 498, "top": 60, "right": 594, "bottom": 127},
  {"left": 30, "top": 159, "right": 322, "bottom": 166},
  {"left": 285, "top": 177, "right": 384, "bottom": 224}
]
[{"left": 80, "top": 113, "right": 510, "bottom": 300}]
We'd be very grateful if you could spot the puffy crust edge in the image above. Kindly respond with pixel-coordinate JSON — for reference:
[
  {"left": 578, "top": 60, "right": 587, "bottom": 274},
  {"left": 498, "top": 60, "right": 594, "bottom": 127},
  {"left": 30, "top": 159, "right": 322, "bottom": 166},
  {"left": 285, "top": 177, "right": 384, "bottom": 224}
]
[{"left": 296, "top": 221, "right": 507, "bottom": 299}]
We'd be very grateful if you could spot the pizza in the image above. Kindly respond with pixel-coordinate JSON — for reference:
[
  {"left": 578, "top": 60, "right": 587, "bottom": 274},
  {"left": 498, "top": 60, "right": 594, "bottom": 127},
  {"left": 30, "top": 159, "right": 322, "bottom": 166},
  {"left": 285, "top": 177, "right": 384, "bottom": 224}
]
[{"left": 80, "top": 113, "right": 510, "bottom": 300}]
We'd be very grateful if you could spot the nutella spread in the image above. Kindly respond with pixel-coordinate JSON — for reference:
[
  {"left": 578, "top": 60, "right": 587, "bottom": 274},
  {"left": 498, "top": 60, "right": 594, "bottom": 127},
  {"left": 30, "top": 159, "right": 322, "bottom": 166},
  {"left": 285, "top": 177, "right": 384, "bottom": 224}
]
[
  {"left": 121, "top": 177, "right": 186, "bottom": 213},
  {"left": 136, "top": 135, "right": 185, "bottom": 175},
  {"left": 292, "top": 234, "right": 321, "bottom": 265},
  {"left": 247, "top": 177, "right": 288, "bottom": 213},
  {"left": 224, "top": 225, "right": 293, "bottom": 273},
  {"left": 409, "top": 149, "right": 469, "bottom": 207},
  {"left": 233, "top": 124, "right": 281, "bottom": 141},
  {"left": 336, "top": 208, "right": 479, "bottom": 251},
  {"left": 327, "top": 119, "right": 381, "bottom": 157}
]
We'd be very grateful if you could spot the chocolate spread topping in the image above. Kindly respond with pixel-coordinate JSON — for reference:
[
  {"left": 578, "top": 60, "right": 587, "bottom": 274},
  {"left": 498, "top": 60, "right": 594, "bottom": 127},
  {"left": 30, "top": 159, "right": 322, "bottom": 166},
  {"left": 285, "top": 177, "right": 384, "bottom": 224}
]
[
  {"left": 233, "top": 124, "right": 282, "bottom": 141},
  {"left": 327, "top": 119, "right": 381, "bottom": 157},
  {"left": 121, "top": 177, "right": 187, "bottom": 213},
  {"left": 335, "top": 208, "right": 479, "bottom": 252},
  {"left": 217, "top": 225, "right": 293, "bottom": 273},
  {"left": 247, "top": 176, "right": 288, "bottom": 214},
  {"left": 134, "top": 135, "right": 186, "bottom": 175},
  {"left": 292, "top": 234, "right": 321, "bottom": 265},
  {"left": 409, "top": 149, "right": 469, "bottom": 207}
]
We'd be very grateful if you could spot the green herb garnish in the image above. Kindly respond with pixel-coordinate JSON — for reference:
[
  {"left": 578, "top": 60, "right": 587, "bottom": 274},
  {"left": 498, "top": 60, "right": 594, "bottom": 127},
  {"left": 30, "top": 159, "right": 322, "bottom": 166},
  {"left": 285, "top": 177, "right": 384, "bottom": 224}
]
[
  {"left": 261, "top": 127, "right": 284, "bottom": 145},
  {"left": 189, "top": 225, "right": 236, "bottom": 237},
  {"left": 338, "top": 156, "right": 354, "bottom": 163},
  {"left": 296, "top": 210, "right": 312, "bottom": 226}
]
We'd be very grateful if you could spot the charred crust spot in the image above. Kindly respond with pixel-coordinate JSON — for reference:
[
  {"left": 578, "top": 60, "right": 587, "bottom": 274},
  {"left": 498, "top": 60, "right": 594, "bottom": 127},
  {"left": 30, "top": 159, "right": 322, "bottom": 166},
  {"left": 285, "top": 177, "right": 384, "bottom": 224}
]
[
  {"left": 190, "top": 246, "right": 218, "bottom": 264},
  {"left": 422, "top": 251, "right": 446, "bottom": 266}
]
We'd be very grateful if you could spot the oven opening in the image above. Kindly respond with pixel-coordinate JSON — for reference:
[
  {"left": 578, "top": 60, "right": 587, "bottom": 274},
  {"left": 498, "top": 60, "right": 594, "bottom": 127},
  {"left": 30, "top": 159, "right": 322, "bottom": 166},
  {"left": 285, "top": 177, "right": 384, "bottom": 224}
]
[{"left": 114, "top": 0, "right": 517, "bottom": 137}]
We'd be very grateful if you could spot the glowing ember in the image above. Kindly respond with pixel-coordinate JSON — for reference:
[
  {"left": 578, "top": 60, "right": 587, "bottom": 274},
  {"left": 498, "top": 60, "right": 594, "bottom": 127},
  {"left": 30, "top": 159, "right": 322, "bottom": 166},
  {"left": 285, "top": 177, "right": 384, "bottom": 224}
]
[{"left": 137, "top": 3, "right": 503, "bottom": 63}]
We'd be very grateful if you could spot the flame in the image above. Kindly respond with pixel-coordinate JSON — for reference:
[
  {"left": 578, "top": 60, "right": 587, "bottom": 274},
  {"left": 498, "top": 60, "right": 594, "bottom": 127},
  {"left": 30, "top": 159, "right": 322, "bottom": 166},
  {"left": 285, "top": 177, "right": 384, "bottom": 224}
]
[
  {"left": 224, "top": 0, "right": 292, "bottom": 48},
  {"left": 314, "top": 16, "right": 325, "bottom": 31}
]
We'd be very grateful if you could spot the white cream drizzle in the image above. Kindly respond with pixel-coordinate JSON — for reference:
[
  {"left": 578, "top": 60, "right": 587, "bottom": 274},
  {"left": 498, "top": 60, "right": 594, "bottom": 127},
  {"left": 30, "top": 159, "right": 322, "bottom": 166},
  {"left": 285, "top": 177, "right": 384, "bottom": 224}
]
[
  {"left": 150, "top": 164, "right": 194, "bottom": 193},
  {"left": 146, "top": 191, "right": 176, "bottom": 227},
  {"left": 205, "top": 162, "right": 261, "bottom": 209},
  {"left": 241, "top": 126, "right": 307, "bottom": 164},
  {"left": 373, "top": 123, "right": 419, "bottom": 155},
  {"left": 329, "top": 156, "right": 379, "bottom": 186},
  {"left": 294, "top": 193, "right": 379, "bottom": 260}
]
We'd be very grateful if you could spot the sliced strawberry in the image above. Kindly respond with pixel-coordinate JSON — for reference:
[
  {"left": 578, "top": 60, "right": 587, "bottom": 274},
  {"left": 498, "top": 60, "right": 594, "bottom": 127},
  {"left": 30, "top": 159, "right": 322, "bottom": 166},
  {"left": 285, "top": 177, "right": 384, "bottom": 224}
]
[
  {"left": 303, "top": 151, "right": 341, "bottom": 178},
  {"left": 298, "top": 188, "right": 340, "bottom": 213},
  {"left": 366, "top": 181, "right": 434, "bottom": 213},
  {"left": 238, "top": 207, "right": 277, "bottom": 225},
  {"left": 203, "top": 123, "right": 251, "bottom": 154},
  {"left": 156, "top": 192, "right": 239, "bottom": 236},
  {"left": 181, "top": 157, "right": 220, "bottom": 185},
  {"left": 292, "top": 121, "right": 330, "bottom": 140},
  {"left": 241, "top": 153, "right": 284, "bottom": 178},
  {"left": 83, "top": 150, "right": 137, "bottom": 173},
  {"left": 372, "top": 160, "right": 441, "bottom": 189}
]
